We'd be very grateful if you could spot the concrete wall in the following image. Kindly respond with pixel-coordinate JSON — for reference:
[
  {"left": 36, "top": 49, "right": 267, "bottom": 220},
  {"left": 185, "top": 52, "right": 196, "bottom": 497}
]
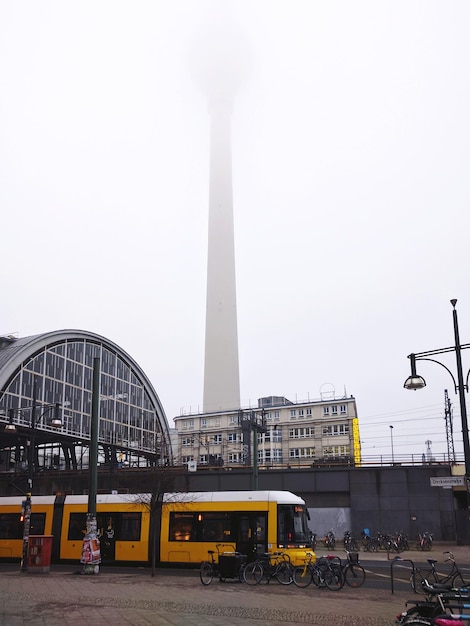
[{"left": 0, "top": 464, "right": 460, "bottom": 541}]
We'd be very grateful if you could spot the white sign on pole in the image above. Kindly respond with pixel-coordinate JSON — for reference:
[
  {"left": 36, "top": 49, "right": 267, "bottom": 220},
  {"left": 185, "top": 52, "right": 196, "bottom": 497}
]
[{"left": 430, "top": 476, "right": 465, "bottom": 488}]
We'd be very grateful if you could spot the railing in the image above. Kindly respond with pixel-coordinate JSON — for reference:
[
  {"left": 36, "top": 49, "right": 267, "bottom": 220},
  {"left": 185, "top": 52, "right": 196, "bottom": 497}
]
[{"left": 0, "top": 446, "right": 464, "bottom": 473}]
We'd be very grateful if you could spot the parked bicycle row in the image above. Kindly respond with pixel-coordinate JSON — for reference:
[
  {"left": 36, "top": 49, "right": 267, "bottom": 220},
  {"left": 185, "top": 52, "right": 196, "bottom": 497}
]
[
  {"left": 199, "top": 544, "right": 366, "bottom": 590},
  {"left": 314, "top": 528, "right": 434, "bottom": 553},
  {"left": 396, "top": 551, "right": 470, "bottom": 625}
]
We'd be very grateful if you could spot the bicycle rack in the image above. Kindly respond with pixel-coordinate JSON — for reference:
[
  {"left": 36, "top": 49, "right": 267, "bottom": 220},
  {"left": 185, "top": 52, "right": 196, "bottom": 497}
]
[{"left": 390, "top": 556, "right": 415, "bottom": 594}]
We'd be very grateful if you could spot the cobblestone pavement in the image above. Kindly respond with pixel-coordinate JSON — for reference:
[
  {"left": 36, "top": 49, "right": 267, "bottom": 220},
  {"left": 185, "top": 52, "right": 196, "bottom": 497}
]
[{"left": 0, "top": 544, "right": 468, "bottom": 626}]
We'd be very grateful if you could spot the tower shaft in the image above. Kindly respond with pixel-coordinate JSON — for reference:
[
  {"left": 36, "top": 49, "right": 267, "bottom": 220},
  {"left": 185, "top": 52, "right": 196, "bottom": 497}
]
[{"left": 203, "top": 97, "right": 240, "bottom": 413}]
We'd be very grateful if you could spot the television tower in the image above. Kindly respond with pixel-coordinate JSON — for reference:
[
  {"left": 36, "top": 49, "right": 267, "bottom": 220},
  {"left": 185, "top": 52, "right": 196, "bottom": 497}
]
[{"left": 193, "top": 11, "right": 250, "bottom": 413}]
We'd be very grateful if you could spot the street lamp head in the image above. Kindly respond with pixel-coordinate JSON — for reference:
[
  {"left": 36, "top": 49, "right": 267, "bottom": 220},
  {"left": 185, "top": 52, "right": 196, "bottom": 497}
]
[
  {"left": 404, "top": 375, "right": 427, "bottom": 390},
  {"left": 4, "top": 408, "right": 17, "bottom": 433},
  {"left": 48, "top": 403, "right": 62, "bottom": 428},
  {"left": 404, "top": 353, "right": 427, "bottom": 390}
]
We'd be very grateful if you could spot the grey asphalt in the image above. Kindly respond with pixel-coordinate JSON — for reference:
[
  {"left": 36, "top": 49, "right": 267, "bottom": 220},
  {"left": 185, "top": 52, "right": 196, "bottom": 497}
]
[{"left": 0, "top": 544, "right": 468, "bottom": 626}]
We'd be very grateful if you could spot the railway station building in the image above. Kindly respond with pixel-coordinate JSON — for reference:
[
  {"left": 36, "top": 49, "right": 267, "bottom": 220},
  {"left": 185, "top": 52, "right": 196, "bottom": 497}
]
[{"left": 0, "top": 330, "right": 172, "bottom": 473}]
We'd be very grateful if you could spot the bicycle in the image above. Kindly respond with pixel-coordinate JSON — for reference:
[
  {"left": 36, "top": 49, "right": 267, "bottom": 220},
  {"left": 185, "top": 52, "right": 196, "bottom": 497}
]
[
  {"left": 242, "top": 551, "right": 293, "bottom": 585},
  {"left": 416, "top": 532, "right": 433, "bottom": 551},
  {"left": 396, "top": 530, "right": 410, "bottom": 552},
  {"left": 323, "top": 529, "right": 336, "bottom": 550},
  {"left": 339, "top": 550, "right": 366, "bottom": 588},
  {"left": 361, "top": 532, "right": 378, "bottom": 552},
  {"left": 292, "top": 552, "right": 344, "bottom": 590},
  {"left": 199, "top": 543, "right": 245, "bottom": 585},
  {"left": 343, "top": 530, "right": 359, "bottom": 552},
  {"left": 411, "top": 552, "right": 469, "bottom": 594},
  {"left": 398, "top": 579, "right": 470, "bottom": 625}
]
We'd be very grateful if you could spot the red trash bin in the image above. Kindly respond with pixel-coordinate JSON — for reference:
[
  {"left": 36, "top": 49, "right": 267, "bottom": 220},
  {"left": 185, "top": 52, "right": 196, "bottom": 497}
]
[{"left": 27, "top": 535, "right": 53, "bottom": 573}]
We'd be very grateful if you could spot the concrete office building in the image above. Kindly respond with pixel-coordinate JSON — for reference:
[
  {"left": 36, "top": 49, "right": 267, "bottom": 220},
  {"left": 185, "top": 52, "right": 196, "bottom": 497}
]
[{"left": 174, "top": 394, "right": 361, "bottom": 469}]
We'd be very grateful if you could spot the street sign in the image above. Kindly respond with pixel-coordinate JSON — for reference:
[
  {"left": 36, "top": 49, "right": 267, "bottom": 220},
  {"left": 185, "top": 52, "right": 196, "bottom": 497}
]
[{"left": 430, "top": 476, "right": 465, "bottom": 488}]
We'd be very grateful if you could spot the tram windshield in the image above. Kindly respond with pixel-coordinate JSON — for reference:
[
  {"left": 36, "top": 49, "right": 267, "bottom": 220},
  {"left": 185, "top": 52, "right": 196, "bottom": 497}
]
[{"left": 277, "top": 504, "right": 310, "bottom": 547}]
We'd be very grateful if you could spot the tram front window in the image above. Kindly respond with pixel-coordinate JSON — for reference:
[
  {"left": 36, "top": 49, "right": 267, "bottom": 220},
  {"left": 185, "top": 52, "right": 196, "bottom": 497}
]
[{"left": 277, "top": 504, "right": 310, "bottom": 547}]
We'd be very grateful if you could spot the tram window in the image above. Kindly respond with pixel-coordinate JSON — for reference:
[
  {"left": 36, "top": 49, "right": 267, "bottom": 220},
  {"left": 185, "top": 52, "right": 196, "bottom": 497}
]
[
  {"left": 277, "top": 504, "right": 309, "bottom": 546},
  {"left": 169, "top": 511, "right": 233, "bottom": 542},
  {"left": 68, "top": 513, "right": 87, "bottom": 540},
  {"left": 201, "top": 513, "right": 231, "bottom": 541},
  {"left": 119, "top": 513, "right": 141, "bottom": 541},
  {"left": 30, "top": 513, "right": 46, "bottom": 535},
  {"left": 169, "top": 513, "right": 194, "bottom": 541},
  {"left": 0, "top": 513, "right": 23, "bottom": 539}
]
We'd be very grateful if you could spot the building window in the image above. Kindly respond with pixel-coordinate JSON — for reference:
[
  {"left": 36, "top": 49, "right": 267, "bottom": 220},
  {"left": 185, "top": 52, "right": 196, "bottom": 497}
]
[
  {"left": 340, "top": 405, "right": 347, "bottom": 415},
  {"left": 331, "top": 406, "right": 338, "bottom": 415},
  {"left": 289, "top": 427, "right": 315, "bottom": 439},
  {"left": 323, "top": 445, "right": 350, "bottom": 457},
  {"left": 289, "top": 447, "right": 315, "bottom": 459},
  {"left": 182, "top": 437, "right": 193, "bottom": 447},
  {"left": 290, "top": 410, "right": 296, "bottom": 419},
  {"left": 323, "top": 407, "right": 329, "bottom": 416},
  {"left": 228, "top": 452, "right": 241, "bottom": 463},
  {"left": 227, "top": 432, "right": 239, "bottom": 443},
  {"left": 306, "top": 408, "right": 312, "bottom": 416},
  {"left": 229, "top": 415, "right": 237, "bottom": 425},
  {"left": 201, "top": 418, "right": 207, "bottom": 429},
  {"left": 214, "top": 418, "right": 221, "bottom": 427},
  {"left": 298, "top": 409, "right": 304, "bottom": 418},
  {"left": 322, "top": 424, "right": 349, "bottom": 437},
  {"left": 213, "top": 434, "right": 222, "bottom": 444},
  {"left": 182, "top": 455, "right": 194, "bottom": 464},
  {"left": 264, "top": 429, "right": 282, "bottom": 443},
  {"left": 182, "top": 420, "right": 194, "bottom": 430},
  {"left": 265, "top": 412, "right": 272, "bottom": 421},
  {"left": 274, "top": 411, "right": 280, "bottom": 420},
  {"left": 272, "top": 429, "right": 282, "bottom": 442}
]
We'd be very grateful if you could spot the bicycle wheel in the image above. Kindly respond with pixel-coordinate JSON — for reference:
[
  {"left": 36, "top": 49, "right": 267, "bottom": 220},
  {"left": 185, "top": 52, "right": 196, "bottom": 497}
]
[
  {"left": 275, "top": 561, "right": 293, "bottom": 585},
  {"left": 344, "top": 564, "right": 366, "bottom": 588},
  {"left": 451, "top": 572, "right": 468, "bottom": 589},
  {"left": 324, "top": 566, "right": 344, "bottom": 591},
  {"left": 243, "top": 561, "right": 264, "bottom": 585},
  {"left": 410, "top": 569, "right": 437, "bottom": 594},
  {"left": 311, "top": 565, "right": 324, "bottom": 587},
  {"left": 199, "top": 561, "right": 214, "bottom": 585},
  {"left": 293, "top": 565, "right": 313, "bottom": 588}
]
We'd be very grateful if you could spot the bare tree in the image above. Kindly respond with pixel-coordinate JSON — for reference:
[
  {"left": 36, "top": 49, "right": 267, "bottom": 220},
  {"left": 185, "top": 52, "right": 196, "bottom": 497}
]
[{"left": 132, "top": 463, "right": 189, "bottom": 577}]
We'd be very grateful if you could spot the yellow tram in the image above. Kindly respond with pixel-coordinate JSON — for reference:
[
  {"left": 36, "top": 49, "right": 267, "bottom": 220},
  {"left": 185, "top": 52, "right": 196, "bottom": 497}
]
[{"left": 0, "top": 490, "right": 313, "bottom": 566}]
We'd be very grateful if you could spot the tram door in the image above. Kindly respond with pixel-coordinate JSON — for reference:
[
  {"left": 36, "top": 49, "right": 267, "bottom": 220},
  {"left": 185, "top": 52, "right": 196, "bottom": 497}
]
[
  {"left": 236, "top": 513, "right": 267, "bottom": 562},
  {"left": 98, "top": 515, "right": 116, "bottom": 562}
]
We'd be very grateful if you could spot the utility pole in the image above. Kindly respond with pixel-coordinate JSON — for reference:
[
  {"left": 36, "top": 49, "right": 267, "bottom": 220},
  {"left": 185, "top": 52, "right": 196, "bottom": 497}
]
[{"left": 444, "top": 389, "right": 456, "bottom": 464}]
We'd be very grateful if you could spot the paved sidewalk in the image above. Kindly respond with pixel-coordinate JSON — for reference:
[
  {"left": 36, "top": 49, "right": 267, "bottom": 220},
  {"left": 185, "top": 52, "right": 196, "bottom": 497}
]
[{"left": 0, "top": 544, "right": 468, "bottom": 626}]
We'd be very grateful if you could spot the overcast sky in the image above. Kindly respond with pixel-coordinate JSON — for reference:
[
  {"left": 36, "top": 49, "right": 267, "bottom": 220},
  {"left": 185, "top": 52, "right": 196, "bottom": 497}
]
[{"left": 1, "top": 1, "right": 470, "bottom": 462}]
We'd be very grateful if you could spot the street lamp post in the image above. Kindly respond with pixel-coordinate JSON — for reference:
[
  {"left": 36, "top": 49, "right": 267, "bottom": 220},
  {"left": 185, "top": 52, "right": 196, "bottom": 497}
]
[
  {"left": 4, "top": 378, "right": 62, "bottom": 571},
  {"left": 404, "top": 299, "right": 470, "bottom": 497},
  {"left": 389, "top": 425, "right": 395, "bottom": 464}
]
